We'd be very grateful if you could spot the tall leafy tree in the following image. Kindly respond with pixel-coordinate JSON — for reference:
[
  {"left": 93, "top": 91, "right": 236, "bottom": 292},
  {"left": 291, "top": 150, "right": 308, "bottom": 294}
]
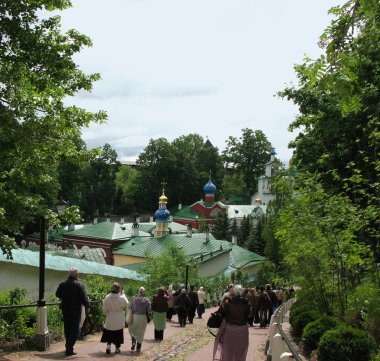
[
  {"left": 212, "top": 211, "right": 230, "bottom": 241},
  {"left": 245, "top": 216, "right": 265, "bottom": 255},
  {"left": 133, "top": 134, "right": 224, "bottom": 212},
  {"left": 222, "top": 129, "right": 272, "bottom": 196},
  {"left": 80, "top": 144, "right": 120, "bottom": 220},
  {"left": 0, "top": 0, "right": 106, "bottom": 255},
  {"left": 237, "top": 215, "right": 252, "bottom": 246},
  {"left": 279, "top": 0, "right": 380, "bottom": 263},
  {"left": 276, "top": 174, "right": 371, "bottom": 317}
]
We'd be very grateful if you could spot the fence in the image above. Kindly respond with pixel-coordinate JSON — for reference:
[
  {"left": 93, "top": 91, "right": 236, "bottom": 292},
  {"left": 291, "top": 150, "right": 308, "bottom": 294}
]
[{"left": 265, "top": 298, "right": 306, "bottom": 361}]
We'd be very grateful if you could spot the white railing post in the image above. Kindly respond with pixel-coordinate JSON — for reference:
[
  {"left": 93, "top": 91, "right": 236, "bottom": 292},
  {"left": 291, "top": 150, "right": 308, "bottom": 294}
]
[
  {"left": 272, "top": 333, "right": 287, "bottom": 361},
  {"left": 280, "top": 352, "right": 293, "bottom": 361},
  {"left": 266, "top": 321, "right": 279, "bottom": 360}
]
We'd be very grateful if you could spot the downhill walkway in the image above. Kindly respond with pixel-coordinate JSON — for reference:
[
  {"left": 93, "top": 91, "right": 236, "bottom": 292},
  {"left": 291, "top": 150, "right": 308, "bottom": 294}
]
[{"left": 0, "top": 307, "right": 268, "bottom": 361}]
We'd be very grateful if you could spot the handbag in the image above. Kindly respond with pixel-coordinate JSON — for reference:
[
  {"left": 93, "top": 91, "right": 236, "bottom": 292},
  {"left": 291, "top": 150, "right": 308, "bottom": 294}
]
[
  {"left": 146, "top": 312, "right": 151, "bottom": 323},
  {"left": 207, "top": 309, "right": 224, "bottom": 336},
  {"left": 80, "top": 315, "right": 93, "bottom": 337},
  {"left": 126, "top": 310, "right": 133, "bottom": 326}
]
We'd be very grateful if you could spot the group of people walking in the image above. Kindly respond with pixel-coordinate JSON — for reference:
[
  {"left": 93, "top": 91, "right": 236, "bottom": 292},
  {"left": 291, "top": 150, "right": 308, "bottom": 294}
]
[
  {"left": 55, "top": 267, "right": 286, "bottom": 360},
  {"left": 55, "top": 267, "right": 207, "bottom": 355},
  {"left": 212, "top": 283, "right": 288, "bottom": 361}
]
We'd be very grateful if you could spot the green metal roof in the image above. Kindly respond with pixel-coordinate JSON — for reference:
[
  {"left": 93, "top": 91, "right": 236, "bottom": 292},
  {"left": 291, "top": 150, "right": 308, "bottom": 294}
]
[
  {"left": 137, "top": 222, "right": 189, "bottom": 235},
  {"left": 114, "top": 233, "right": 231, "bottom": 260},
  {"left": 114, "top": 232, "right": 265, "bottom": 272},
  {"left": 1, "top": 249, "right": 144, "bottom": 281},
  {"left": 48, "top": 248, "right": 107, "bottom": 264},
  {"left": 172, "top": 205, "right": 200, "bottom": 219},
  {"left": 64, "top": 222, "right": 151, "bottom": 240},
  {"left": 229, "top": 244, "right": 265, "bottom": 269}
]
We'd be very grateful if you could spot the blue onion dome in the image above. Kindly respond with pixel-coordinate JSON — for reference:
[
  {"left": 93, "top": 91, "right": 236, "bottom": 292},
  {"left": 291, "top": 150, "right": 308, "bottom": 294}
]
[
  {"left": 155, "top": 208, "right": 170, "bottom": 222},
  {"left": 270, "top": 147, "right": 277, "bottom": 156},
  {"left": 204, "top": 179, "right": 217, "bottom": 194}
]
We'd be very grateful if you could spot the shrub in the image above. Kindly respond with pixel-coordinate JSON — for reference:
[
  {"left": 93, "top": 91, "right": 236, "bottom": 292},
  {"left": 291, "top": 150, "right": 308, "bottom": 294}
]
[
  {"left": 318, "top": 326, "right": 376, "bottom": 361},
  {"left": 301, "top": 314, "right": 341, "bottom": 356},
  {"left": 289, "top": 302, "right": 311, "bottom": 326},
  {"left": 291, "top": 310, "right": 319, "bottom": 339}
]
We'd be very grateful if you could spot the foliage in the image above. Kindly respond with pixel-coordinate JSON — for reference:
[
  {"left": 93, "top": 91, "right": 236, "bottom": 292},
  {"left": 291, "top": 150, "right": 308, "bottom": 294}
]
[
  {"left": 133, "top": 135, "right": 224, "bottom": 212},
  {"left": 237, "top": 215, "right": 252, "bottom": 246},
  {"left": 279, "top": 0, "right": 380, "bottom": 268},
  {"left": 142, "top": 245, "right": 200, "bottom": 298},
  {"left": 211, "top": 211, "right": 230, "bottom": 241},
  {"left": 301, "top": 314, "right": 341, "bottom": 356},
  {"left": 220, "top": 171, "right": 249, "bottom": 201},
  {"left": 245, "top": 216, "right": 265, "bottom": 255},
  {"left": 346, "top": 281, "right": 380, "bottom": 344},
  {"left": 0, "top": 288, "right": 36, "bottom": 342},
  {"left": 0, "top": 0, "right": 106, "bottom": 256},
  {"left": 80, "top": 143, "right": 120, "bottom": 220},
  {"left": 291, "top": 309, "right": 320, "bottom": 339},
  {"left": 254, "top": 261, "right": 275, "bottom": 288},
  {"left": 318, "top": 325, "right": 376, "bottom": 361},
  {"left": 115, "top": 164, "right": 140, "bottom": 214},
  {"left": 83, "top": 274, "right": 113, "bottom": 330},
  {"left": 276, "top": 174, "right": 372, "bottom": 317},
  {"left": 61, "top": 205, "right": 82, "bottom": 225},
  {"left": 222, "top": 128, "right": 272, "bottom": 196}
]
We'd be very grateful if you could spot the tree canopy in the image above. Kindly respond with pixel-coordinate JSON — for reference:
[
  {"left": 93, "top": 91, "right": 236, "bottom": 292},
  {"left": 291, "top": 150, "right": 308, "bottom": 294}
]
[
  {"left": 0, "top": 0, "right": 106, "bottom": 256},
  {"left": 222, "top": 128, "right": 272, "bottom": 196}
]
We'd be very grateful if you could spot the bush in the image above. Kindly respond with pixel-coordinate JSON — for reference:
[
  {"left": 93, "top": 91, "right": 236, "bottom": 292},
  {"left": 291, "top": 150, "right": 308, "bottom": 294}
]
[
  {"left": 289, "top": 302, "right": 311, "bottom": 326},
  {"left": 318, "top": 326, "right": 376, "bottom": 361},
  {"left": 301, "top": 314, "right": 341, "bottom": 356},
  {"left": 291, "top": 310, "right": 319, "bottom": 339}
]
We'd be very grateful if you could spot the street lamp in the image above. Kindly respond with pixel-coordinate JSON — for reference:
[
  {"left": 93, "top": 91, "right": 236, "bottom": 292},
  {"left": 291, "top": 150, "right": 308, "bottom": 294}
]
[{"left": 36, "top": 199, "right": 67, "bottom": 350}]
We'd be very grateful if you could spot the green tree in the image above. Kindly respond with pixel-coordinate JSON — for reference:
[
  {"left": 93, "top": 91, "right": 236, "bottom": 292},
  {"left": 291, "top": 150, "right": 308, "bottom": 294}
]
[
  {"left": 142, "top": 245, "right": 200, "bottom": 295},
  {"left": 245, "top": 216, "right": 265, "bottom": 255},
  {"left": 222, "top": 129, "right": 272, "bottom": 195},
  {"left": 0, "top": 0, "right": 106, "bottom": 256},
  {"left": 279, "top": 0, "right": 380, "bottom": 266},
  {"left": 276, "top": 174, "right": 372, "bottom": 317},
  {"left": 212, "top": 211, "right": 230, "bottom": 241},
  {"left": 220, "top": 171, "right": 249, "bottom": 201},
  {"left": 115, "top": 164, "right": 140, "bottom": 214},
  {"left": 80, "top": 143, "right": 120, "bottom": 220},
  {"left": 237, "top": 215, "right": 252, "bottom": 246}
]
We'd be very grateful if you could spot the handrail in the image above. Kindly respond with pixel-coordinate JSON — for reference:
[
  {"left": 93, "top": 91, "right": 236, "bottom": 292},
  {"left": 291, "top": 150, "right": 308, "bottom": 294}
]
[
  {"left": 274, "top": 299, "right": 303, "bottom": 361},
  {"left": 0, "top": 299, "right": 101, "bottom": 310}
]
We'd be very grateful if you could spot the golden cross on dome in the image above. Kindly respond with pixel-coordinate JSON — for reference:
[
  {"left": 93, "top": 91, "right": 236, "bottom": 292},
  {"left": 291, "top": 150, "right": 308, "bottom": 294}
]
[{"left": 161, "top": 180, "right": 167, "bottom": 194}]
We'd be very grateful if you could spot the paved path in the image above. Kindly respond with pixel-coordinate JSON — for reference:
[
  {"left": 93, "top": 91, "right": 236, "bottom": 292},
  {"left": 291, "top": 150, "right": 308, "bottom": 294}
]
[{"left": 0, "top": 307, "right": 268, "bottom": 361}]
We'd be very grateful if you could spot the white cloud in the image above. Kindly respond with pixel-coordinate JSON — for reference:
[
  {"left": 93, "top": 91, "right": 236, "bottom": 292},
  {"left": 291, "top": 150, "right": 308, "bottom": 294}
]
[{"left": 59, "top": 0, "right": 344, "bottom": 162}]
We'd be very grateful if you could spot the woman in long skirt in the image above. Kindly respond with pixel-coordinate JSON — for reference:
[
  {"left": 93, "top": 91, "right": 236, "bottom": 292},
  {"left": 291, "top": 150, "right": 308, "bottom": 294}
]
[
  {"left": 128, "top": 287, "right": 151, "bottom": 352},
  {"left": 213, "top": 285, "right": 249, "bottom": 361},
  {"left": 101, "top": 283, "right": 128, "bottom": 354},
  {"left": 151, "top": 287, "right": 169, "bottom": 340}
]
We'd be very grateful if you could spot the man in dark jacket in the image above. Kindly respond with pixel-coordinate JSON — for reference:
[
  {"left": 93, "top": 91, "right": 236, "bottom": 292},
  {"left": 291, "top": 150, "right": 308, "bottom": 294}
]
[
  {"left": 56, "top": 267, "right": 90, "bottom": 355},
  {"left": 187, "top": 285, "right": 199, "bottom": 324},
  {"left": 175, "top": 289, "right": 190, "bottom": 327}
]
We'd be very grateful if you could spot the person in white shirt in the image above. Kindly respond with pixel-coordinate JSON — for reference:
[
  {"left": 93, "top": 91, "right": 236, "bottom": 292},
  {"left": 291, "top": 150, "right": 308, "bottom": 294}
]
[
  {"left": 197, "top": 286, "right": 206, "bottom": 318},
  {"left": 100, "top": 283, "right": 129, "bottom": 354}
]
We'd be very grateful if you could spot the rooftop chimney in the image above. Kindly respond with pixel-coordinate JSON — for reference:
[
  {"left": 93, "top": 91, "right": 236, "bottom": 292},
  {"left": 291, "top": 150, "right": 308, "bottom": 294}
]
[{"left": 187, "top": 224, "right": 192, "bottom": 238}]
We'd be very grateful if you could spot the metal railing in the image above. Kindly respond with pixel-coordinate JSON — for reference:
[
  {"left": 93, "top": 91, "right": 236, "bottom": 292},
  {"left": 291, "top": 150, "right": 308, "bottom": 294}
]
[{"left": 265, "top": 298, "right": 305, "bottom": 361}]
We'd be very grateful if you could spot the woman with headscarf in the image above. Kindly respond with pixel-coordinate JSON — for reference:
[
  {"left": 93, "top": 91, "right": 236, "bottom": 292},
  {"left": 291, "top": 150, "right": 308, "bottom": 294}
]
[
  {"left": 213, "top": 284, "right": 250, "bottom": 361},
  {"left": 197, "top": 286, "right": 206, "bottom": 318},
  {"left": 100, "top": 282, "right": 129, "bottom": 354},
  {"left": 166, "top": 285, "right": 175, "bottom": 321},
  {"left": 151, "top": 287, "right": 169, "bottom": 340},
  {"left": 128, "top": 287, "right": 151, "bottom": 352},
  {"left": 175, "top": 288, "right": 190, "bottom": 327}
]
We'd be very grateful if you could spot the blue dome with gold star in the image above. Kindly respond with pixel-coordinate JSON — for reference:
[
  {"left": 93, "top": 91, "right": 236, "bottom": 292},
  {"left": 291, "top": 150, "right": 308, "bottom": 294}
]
[{"left": 204, "top": 179, "right": 216, "bottom": 194}]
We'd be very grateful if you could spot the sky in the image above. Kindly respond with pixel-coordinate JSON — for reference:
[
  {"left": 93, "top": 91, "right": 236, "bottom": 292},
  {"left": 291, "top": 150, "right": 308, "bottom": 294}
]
[{"left": 58, "top": 0, "right": 344, "bottom": 164}]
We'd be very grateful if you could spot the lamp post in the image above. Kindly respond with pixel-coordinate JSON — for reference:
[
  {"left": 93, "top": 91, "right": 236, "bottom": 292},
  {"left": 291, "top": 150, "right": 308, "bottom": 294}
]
[{"left": 36, "top": 199, "right": 67, "bottom": 350}]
